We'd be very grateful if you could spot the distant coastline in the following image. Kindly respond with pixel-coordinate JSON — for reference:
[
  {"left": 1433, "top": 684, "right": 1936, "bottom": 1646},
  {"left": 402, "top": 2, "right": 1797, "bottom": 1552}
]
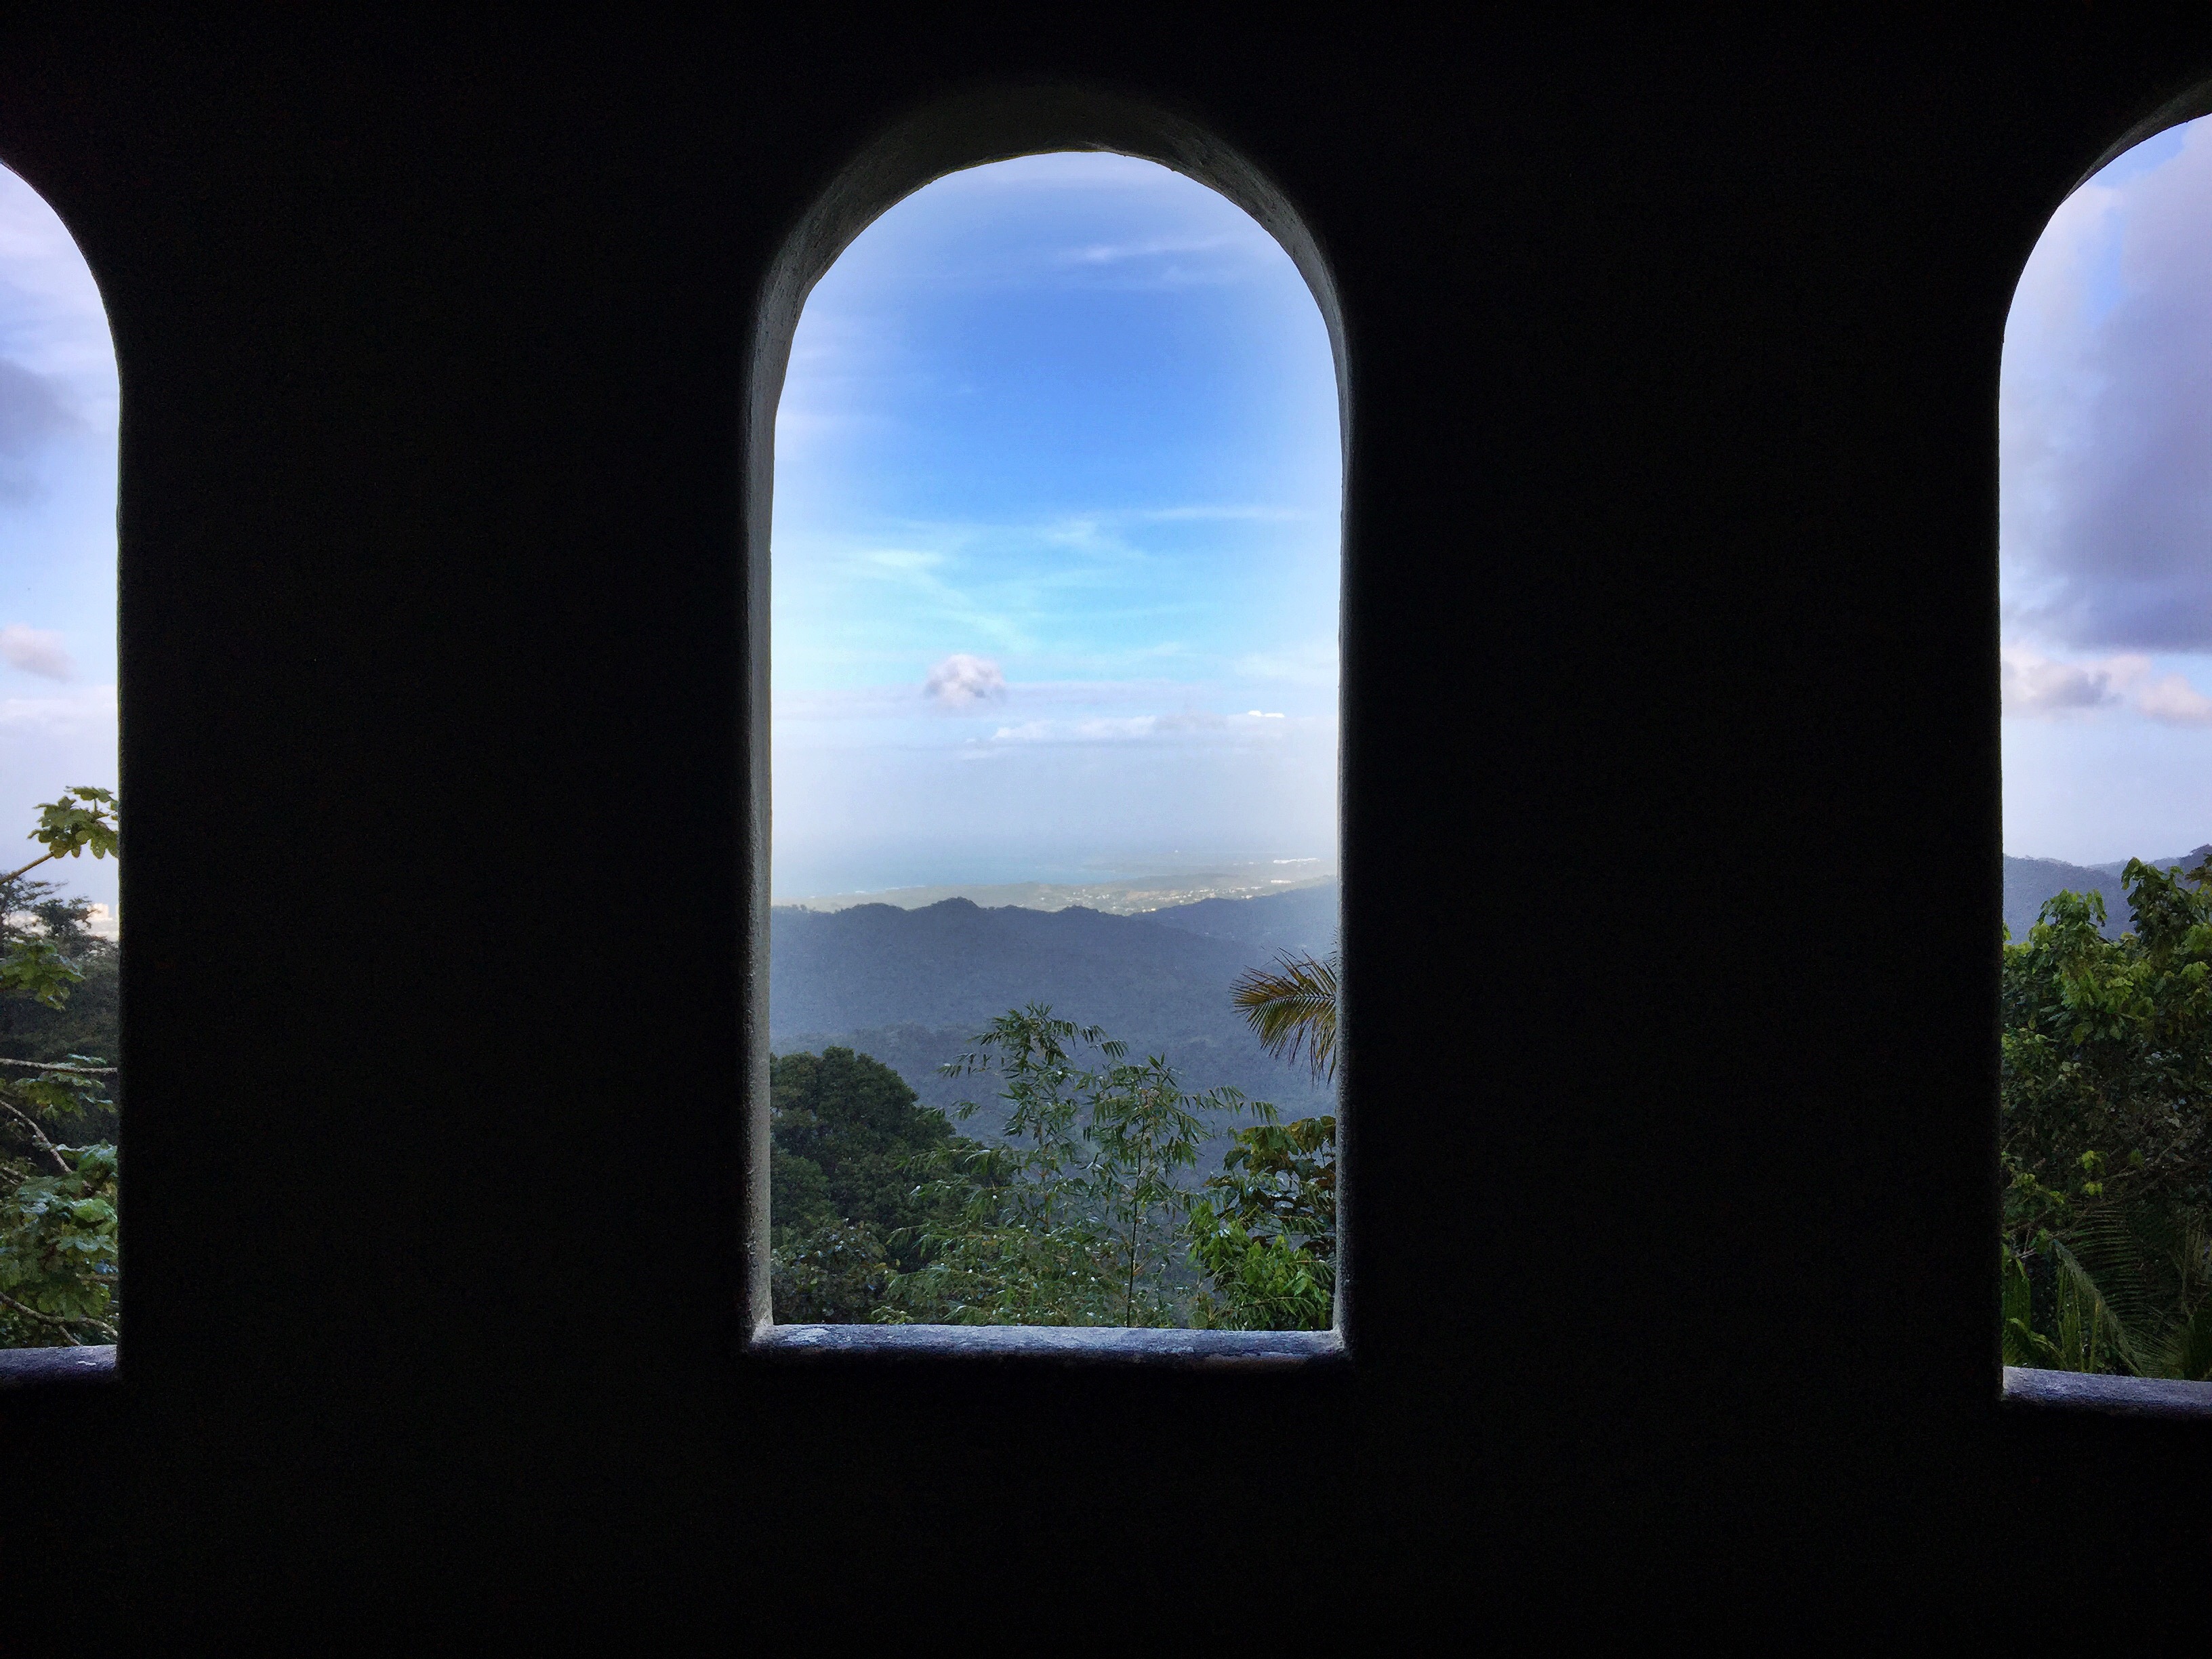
[{"left": 774, "top": 861, "right": 1334, "bottom": 917}]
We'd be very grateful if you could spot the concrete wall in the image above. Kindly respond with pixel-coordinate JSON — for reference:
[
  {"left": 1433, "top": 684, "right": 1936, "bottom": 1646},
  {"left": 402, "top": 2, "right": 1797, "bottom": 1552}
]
[{"left": 0, "top": 9, "right": 2207, "bottom": 1639}]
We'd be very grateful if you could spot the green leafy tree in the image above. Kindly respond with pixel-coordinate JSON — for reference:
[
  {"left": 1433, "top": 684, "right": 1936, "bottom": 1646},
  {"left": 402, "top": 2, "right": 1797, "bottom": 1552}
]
[
  {"left": 0, "top": 876, "right": 119, "bottom": 1082},
  {"left": 882, "top": 1006, "right": 1133, "bottom": 1326},
  {"left": 1218, "top": 945, "right": 1340, "bottom": 1330},
  {"left": 882, "top": 1005, "right": 1269, "bottom": 1328},
  {"left": 2001, "top": 857, "right": 2212, "bottom": 1377},
  {"left": 766, "top": 1045, "right": 974, "bottom": 1319},
  {"left": 1189, "top": 1113, "right": 1336, "bottom": 1330},
  {"left": 769, "top": 996, "right": 1330, "bottom": 1331},
  {"left": 1, "top": 789, "right": 121, "bottom": 1347},
  {"left": 769, "top": 1222, "right": 893, "bottom": 1325},
  {"left": 2, "top": 787, "right": 118, "bottom": 886},
  {"left": 771, "top": 1046, "right": 962, "bottom": 1252}
]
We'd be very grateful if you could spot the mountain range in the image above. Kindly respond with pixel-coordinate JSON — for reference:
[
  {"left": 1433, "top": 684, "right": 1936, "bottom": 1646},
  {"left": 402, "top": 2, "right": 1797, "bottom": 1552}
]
[
  {"left": 770, "top": 882, "right": 1339, "bottom": 1139},
  {"left": 2005, "top": 846, "right": 2212, "bottom": 941}
]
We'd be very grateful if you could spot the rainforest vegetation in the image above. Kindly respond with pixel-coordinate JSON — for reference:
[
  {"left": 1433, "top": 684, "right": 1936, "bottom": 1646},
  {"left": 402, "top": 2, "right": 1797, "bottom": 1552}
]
[
  {"left": 0, "top": 788, "right": 120, "bottom": 1347},
  {"left": 2003, "top": 857, "right": 2212, "bottom": 1378},
  {"left": 769, "top": 998, "right": 1338, "bottom": 1330}
]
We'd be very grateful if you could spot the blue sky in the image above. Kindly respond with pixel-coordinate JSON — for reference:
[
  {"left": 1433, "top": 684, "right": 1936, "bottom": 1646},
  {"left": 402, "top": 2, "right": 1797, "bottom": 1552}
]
[
  {"left": 771, "top": 153, "right": 1341, "bottom": 899},
  {"left": 0, "top": 165, "right": 117, "bottom": 911},
  {"left": 9, "top": 120, "right": 2207, "bottom": 900},
  {"left": 2003, "top": 116, "right": 2212, "bottom": 863}
]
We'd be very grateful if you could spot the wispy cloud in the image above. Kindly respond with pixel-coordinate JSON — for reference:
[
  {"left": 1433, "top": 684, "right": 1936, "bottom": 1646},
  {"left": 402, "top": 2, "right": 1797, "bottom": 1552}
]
[
  {"left": 1130, "top": 504, "right": 1307, "bottom": 524},
  {"left": 1059, "top": 234, "right": 1239, "bottom": 266},
  {"left": 1233, "top": 640, "right": 1338, "bottom": 687},
  {"left": 777, "top": 510, "right": 1294, "bottom": 669},
  {"left": 990, "top": 714, "right": 1214, "bottom": 743},
  {"left": 766, "top": 149, "right": 1342, "bottom": 889},
  {"left": 778, "top": 676, "right": 1254, "bottom": 723},
  {"left": 0, "top": 167, "right": 115, "bottom": 411},
  {"left": 0, "top": 623, "right": 72, "bottom": 680},
  {"left": 0, "top": 680, "right": 113, "bottom": 733},
  {"left": 984, "top": 709, "right": 1310, "bottom": 745},
  {"left": 1047, "top": 233, "right": 1267, "bottom": 288}
]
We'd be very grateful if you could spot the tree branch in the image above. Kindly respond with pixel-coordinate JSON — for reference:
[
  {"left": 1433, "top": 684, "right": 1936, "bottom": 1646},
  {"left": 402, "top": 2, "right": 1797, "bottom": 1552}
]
[
  {"left": 0, "top": 1290, "right": 110, "bottom": 1343},
  {"left": 0, "top": 851, "right": 54, "bottom": 886},
  {"left": 0, "top": 1096, "right": 74, "bottom": 1176},
  {"left": 0, "top": 1057, "right": 117, "bottom": 1074}
]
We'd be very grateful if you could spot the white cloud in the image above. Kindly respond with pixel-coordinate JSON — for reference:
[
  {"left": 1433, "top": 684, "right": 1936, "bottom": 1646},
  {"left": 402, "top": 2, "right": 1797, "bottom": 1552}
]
[
  {"left": 2002, "top": 119, "right": 2212, "bottom": 652},
  {"left": 2001, "top": 649, "right": 2133, "bottom": 714},
  {"left": 987, "top": 709, "right": 1303, "bottom": 745},
  {"left": 0, "top": 623, "right": 73, "bottom": 680},
  {"left": 2001, "top": 647, "right": 2212, "bottom": 726},
  {"left": 923, "top": 652, "right": 1006, "bottom": 708},
  {"left": 2135, "top": 670, "right": 2212, "bottom": 724}
]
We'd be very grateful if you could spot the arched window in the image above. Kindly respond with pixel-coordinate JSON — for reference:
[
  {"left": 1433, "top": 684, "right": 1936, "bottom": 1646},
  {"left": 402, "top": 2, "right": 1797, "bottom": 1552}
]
[
  {"left": 1999, "top": 113, "right": 2212, "bottom": 1395},
  {"left": 747, "top": 95, "right": 1347, "bottom": 1354},
  {"left": 0, "top": 161, "right": 121, "bottom": 1358}
]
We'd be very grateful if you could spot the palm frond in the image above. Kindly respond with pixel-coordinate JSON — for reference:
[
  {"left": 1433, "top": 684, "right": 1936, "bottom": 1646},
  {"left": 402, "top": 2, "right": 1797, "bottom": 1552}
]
[
  {"left": 2047, "top": 1231, "right": 2154, "bottom": 1374},
  {"left": 1232, "top": 951, "right": 1338, "bottom": 1084}
]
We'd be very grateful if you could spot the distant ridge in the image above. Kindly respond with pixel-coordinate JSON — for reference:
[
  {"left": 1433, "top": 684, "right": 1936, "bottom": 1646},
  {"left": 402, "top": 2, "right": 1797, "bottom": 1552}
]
[
  {"left": 2005, "top": 846, "right": 2212, "bottom": 941},
  {"left": 776, "top": 865, "right": 1332, "bottom": 918},
  {"left": 1145, "top": 882, "right": 1336, "bottom": 956},
  {"left": 771, "top": 883, "right": 1339, "bottom": 1141}
]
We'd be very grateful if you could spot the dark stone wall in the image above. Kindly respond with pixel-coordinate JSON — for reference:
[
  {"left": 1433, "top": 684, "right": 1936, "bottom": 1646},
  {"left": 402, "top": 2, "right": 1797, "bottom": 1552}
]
[{"left": 0, "top": 9, "right": 2207, "bottom": 1639}]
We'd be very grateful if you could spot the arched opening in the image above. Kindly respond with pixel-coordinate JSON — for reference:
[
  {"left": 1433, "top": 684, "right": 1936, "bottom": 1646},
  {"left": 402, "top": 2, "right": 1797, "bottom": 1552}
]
[
  {"left": 1999, "top": 111, "right": 2212, "bottom": 1390},
  {"left": 745, "top": 93, "right": 1348, "bottom": 1348},
  {"left": 0, "top": 160, "right": 120, "bottom": 1354}
]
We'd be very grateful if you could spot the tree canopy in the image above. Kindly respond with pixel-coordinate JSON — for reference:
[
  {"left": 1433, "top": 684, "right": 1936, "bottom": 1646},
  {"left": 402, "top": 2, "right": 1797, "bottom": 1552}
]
[
  {"left": 1, "top": 791, "right": 121, "bottom": 1347},
  {"left": 2002, "top": 857, "right": 2212, "bottom": 1378},
  {"left": 769, "top": 1004, "right": 1337, "bottom": 1331}
]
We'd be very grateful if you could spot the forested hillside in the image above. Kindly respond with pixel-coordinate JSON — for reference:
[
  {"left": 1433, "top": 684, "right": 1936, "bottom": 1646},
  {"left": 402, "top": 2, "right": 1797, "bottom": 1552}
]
[
  {"left": 1, "top": 790, "right": 122, "bottom": 1347},
  {"left": 770, "top": 885, "right": 1338, "bottom": 1135},
  {"left": 2003, "top": 856, "right": 2212, "bottom": 1380},
  {"left": 1145, "top": 882, "right": 1337, "bottom": 954},
  {"left": 2005, "top": 847, "right": 2212, "bottom": 942}
]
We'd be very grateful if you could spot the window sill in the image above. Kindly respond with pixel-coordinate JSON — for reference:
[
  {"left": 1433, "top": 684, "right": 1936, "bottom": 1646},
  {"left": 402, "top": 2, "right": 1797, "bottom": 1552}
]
[
  {"left": 749, "top": 1323, "right": 1344, "bottom": 1369},
  {"left": 2003, "top": 1364, "right": 2212, "bottom": 1420},
  {"left": 0, "top": 1345, "right": 115, "bottom": 1389}
]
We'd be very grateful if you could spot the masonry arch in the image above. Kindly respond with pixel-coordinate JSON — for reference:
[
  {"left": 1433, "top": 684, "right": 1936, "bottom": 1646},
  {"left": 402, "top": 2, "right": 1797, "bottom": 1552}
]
[{"left": 740, "top": 87, "right": 1353, "bottom": 1352}]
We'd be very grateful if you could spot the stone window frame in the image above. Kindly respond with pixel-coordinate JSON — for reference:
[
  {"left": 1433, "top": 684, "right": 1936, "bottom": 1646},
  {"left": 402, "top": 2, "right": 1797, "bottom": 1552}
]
[{"left": 739, "top": 85, "right": 1351, "bottom": 1368}]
